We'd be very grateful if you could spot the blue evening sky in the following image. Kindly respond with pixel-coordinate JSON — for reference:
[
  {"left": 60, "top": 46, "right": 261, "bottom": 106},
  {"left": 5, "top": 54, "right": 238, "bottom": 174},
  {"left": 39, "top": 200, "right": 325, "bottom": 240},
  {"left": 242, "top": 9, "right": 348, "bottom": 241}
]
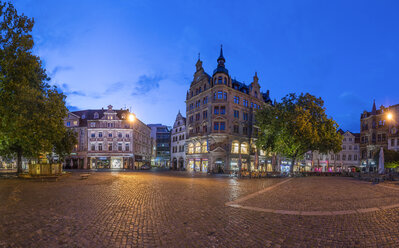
[{"left": 13, "top": 0, "right": 399, "bottom": 132}]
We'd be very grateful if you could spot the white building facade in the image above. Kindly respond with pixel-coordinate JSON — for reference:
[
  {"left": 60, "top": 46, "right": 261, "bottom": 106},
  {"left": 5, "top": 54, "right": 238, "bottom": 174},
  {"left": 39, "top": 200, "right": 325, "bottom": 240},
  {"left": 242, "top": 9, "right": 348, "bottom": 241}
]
[{"left": 170, "top": 111, "right": 186, "bottom": 170}]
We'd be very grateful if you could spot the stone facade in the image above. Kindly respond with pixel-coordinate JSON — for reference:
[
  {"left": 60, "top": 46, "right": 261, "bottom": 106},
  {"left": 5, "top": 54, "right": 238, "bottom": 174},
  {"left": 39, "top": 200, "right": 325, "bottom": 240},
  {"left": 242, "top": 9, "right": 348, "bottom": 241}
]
[
  {"left": 65, "top": 105, "right": 151, "bottom": 169},
  {"left": 360, "top": 101, "right": 399, "bottom": 171},
  {"left": 185, "top": 47, "right": 272, "bottom": 173},
  {"left": 170, "top": 111, "right": 186, "bottom": 170}
]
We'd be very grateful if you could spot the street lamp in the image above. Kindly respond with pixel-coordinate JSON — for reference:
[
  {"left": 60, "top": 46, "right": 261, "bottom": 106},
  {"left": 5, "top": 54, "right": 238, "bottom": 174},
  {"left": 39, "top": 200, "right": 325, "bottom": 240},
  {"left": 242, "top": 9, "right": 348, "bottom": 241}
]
[{"left": 387, "top": 112, "right": 393, "bottom": 121}]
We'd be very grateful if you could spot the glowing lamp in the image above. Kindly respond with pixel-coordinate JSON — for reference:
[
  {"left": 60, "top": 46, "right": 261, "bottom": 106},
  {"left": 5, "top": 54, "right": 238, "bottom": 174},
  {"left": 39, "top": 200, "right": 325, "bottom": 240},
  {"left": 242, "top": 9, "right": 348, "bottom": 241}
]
[
  {"left": 387, "top": 113, "right": 393, "bottom": 120},
  {"left": 128, "top": 114, "right": 135, "bottom": 122}
]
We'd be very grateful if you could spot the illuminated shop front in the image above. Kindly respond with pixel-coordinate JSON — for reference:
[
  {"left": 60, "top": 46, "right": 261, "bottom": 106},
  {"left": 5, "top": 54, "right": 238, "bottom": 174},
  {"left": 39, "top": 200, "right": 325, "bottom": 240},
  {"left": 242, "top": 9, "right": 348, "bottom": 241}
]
[
  {"left": 89, "top": 156, "right": 132, "bottom": 169},
  {"left": 280, "top": 160, "right": 291, "bottom": 173}
]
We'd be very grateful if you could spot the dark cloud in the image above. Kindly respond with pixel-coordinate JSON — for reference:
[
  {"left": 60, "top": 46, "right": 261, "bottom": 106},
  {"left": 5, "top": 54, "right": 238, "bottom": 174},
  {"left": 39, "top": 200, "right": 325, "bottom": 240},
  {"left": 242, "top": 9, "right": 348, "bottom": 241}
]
[
  {"left": 48, "top": 66, "right": 73, "bottom": 77},
  {"left": 131, "top": 75, "right": 163, "bottom": 96},
  {"left": 55, "top": 83, "right": 86, "bottom": 97},
  {"left": 67, "top": 105, "right": 80, "bottom": 111}
]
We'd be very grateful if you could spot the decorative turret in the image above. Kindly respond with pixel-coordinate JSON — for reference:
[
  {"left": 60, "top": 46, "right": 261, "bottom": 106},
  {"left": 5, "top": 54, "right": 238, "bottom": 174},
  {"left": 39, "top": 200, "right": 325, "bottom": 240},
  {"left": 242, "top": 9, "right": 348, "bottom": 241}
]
[
  {"left": 371, "top": 99, "right": 376, "bottom": 115},
  {"left": 213, "top": 45, "right": 229, "bottom": 76},
  {"left": 195, "top": 53, "right": 203, "bottom": 72},
  {"left": 253, "top": 71, "right": 259, "bottom": 84},
  {"left": 217, "top": 45, "right": 225, "bottom": 67}
]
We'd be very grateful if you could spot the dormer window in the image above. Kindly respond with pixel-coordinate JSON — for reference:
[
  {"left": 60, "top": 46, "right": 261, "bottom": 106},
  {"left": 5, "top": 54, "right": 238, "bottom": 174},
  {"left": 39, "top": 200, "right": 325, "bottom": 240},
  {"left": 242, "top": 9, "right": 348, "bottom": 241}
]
[
  {"left": 94, "top": 112, "right": 99, "bottom": 119},
  {"left": 218, "top": 77, "right": 222, "bottom": 84},
  {"left": 82, "top": 114, "right": 86, "bottom": 119}
]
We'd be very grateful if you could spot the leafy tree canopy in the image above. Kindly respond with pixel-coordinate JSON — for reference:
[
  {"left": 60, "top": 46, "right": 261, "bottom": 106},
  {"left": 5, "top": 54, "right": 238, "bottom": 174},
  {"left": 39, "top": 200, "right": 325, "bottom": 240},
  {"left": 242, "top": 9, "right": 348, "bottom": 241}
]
[
  {"left": 0, "top": 2, "right": 73, "bottom": 173},
  {"left": 255, "top": 93, "right": 342, "bottom": 173}
]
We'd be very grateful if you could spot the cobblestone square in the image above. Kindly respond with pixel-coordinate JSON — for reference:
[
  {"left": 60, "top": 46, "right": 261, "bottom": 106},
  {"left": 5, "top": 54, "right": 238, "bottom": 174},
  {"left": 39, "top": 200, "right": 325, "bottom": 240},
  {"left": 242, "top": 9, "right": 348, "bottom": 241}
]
[{"left": 1, "top": 172, "right": 399, "bottom": 247}]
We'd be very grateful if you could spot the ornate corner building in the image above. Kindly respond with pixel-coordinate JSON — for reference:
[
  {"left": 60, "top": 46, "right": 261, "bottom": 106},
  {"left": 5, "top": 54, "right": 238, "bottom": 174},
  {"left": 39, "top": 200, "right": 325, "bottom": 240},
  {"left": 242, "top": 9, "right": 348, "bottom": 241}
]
[
  {"left": 360, "top": 100, "right": 399, "bottom": 171},
  {"left": 185, "top": 47, "right": 272, "bottom": 173}
]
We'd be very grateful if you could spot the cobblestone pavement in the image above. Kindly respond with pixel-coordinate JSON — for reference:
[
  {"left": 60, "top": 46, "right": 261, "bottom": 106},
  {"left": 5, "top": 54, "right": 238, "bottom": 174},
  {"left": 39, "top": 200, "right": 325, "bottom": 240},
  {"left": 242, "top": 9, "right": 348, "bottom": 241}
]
[{"left": 1, "top": 172, "right": 399, "bottom": 247}]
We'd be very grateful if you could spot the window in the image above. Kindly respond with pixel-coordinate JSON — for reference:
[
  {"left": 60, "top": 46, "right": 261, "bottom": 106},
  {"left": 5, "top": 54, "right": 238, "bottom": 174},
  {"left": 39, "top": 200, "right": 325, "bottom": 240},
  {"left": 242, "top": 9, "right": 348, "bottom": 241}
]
[
  {"left": 392, "top": 139, "right": 396, "bottom": 147},
  {"left": 214, "top": 122, "right": 219, "bottom": 130},
  {"left": 336, "top": 154, "right": 340, "bottom": 160},
  {"left": 188, "top": 143, "right": 194, "bottom": 154},
  {"left": 203, "top": 111, "right": 207, "bottom": 119},
  {"left": 224, "top": 92, "right": 227, "bottom": 100},
  {"left": 217, "top": 91, "right": 223, "bottom": 99},
  {"left": 349, "top": 145, "right": 352, "bottom": 150},
  {"left": 196, "top": 113, "right": 200, "bottom": 121},
  {"left": 126, "top": 133, "right": 130, "bottom": 138},
  {"left": 224, "top": 78, "right": 227, "bottom": 85},
  {"left": 214, "top": 106, "right": 219, "bottom": 115},
  {"left": 382, "top": 134, "right": 386, "bottom": 141},
  {"left": 189, "top": 116, "right": 193, "bottom": 123},
  {"left": 90, "top": 122, "right": 95, "bottom": 127},
  {"left": 203, "top": 96, "right": 208, "bottom": 104},
  {"left": 108, "top": 143, "right": 112, "bottom": 151},
  {"left": 108, "top": 133, "right": 112, "bottom": 138},
  {"left": 348, "top": 155, "right": 352, "bottom": 161},
  {"left": 342, "top": 145, "right": 346, "bottom": 150},
  {"left": 343, "top": 138, "right": 346, "bottom": 142},
  {"left": 91, "top": 132, "right": 95, "bottom": 138},
  {"left": 98, "top": 143, "right": 103, "bottom": 151},
  {"left": 118, "top": 143, "right": 122, "bottom": 151},
  {"left": 203, "top": 125, "right": 207, "bottom": 133},
  {"left": 354, "top": 145, "right": 358, "bottom": 150},
  {"left": 195, "top": 142, "right": 201, "bottom": 153},
  {"left": 342, "top": 154, "right": 346, "bottom": 161},
  {"left": 220, "top": 106, "right": 225, "bottom": 115},
  {"left": 204, "top": 84, "right": 207, "bottom": 91},
  {"left": 99, "top": 132, "right": 103, "bottom": 138},
  {"left": 234, "top": 96, "right": 240, "bottom": 104},
  {"left": 349, "top": 138, "right": 352, "bottom": 141},
  {"left": 255, "top": 91, "right": 257, "bottom": 98},
  {"left": 233, "top": 125, "right": 239, "bottom": 133},
  {"left": 240, "top": 143, "right": 248, "bottom": 154},
  {"left": 82, "top": 114, "right": 86, "bottom": 119},
  {"left": 220, "top": 122, "right": 225, "bottom": 131},
  {"left": 251, "top": 102, "right": 253, "bottom": 108},
  {"left": 91, "top": 144, "right": 95, "bottom": 151},
  {"left": 354, "top": 154, "right": 358, "bottom": 160},
  {"left": 218, "top": 77, "right": 222, "bottom": 84},
  {"left": 243, "top": 113, "right": 248, "bottom": 121},
  {"left": 234, "top": 110, "right": 239, "bottom": 118},
  {"left": 202, "top": 141, "right": 207, "bottom": 153},
  {"left": 94, "top": 112, "right": 99, "bottom": 119},
  {"left": 243, "top": 127, "right": 248, "bottom": 135},
  {"left": 232, "top": 142, "right": 239, "bottom": 153},
  {"left": 243, "top": 99, "right": 248, "bottom": 107}
]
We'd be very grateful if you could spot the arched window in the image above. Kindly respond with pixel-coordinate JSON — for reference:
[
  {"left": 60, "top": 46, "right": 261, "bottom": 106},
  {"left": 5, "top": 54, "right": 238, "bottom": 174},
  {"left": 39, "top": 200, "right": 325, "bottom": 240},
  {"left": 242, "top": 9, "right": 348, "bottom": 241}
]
[
  {"left": 82, "top": 114, "right": 86, "bottom": 119},
  {"left": 202, "top": 141, "right": 207, "bottom": 153},
  {"left": 199, "top": 87, "right": 202, "bottom": 93},
  {"left": 94, "top": 112, "right": 99, "bottom": 119},
  {"left": 218, "top": 76, "right": 222, "bottom": 84},
  {"left": 224, "top": 77, "right": 227, "bottom": 84},
  {"left": 188, "top": 143, "right": 194, "bottom": 154},
  {"left": 241, "top": 143, "right": 248, "bottom": 154},
  {"left": 195, "top": 142, "right": 201, "bottom": 153},
  {"left": 232, "top": 141, "right": 239, "bottom": 153}
]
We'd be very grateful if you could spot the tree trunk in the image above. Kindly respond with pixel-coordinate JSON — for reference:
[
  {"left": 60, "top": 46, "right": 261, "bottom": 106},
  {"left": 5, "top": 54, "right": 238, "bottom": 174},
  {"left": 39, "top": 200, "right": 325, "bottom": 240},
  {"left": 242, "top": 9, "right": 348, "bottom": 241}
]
[
  {"left": 290, "top": 157, "right": 296, "bottom": 174},
  {"left": 17, "top": 150, "right": 23, "bottom": 175}
]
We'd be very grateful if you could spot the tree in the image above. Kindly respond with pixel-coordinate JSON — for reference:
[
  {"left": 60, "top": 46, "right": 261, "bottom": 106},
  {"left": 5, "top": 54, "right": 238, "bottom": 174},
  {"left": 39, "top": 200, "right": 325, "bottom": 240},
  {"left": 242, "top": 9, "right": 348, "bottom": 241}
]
[
  {"left": 52, "top": 128, "right": 77, "bottom": 164},
  {"left": 0, "top": 2, "right": 69, "bottom": 173},
  {"left": 256, "top": 93, "right": 342, "bottom": 173}
]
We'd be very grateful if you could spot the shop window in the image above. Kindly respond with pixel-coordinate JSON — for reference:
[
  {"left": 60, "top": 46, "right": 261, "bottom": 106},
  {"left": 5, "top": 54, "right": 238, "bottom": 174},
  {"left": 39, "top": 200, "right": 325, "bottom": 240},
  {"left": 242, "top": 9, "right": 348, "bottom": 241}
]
[
  {"left": 188, "top": 143, "right": 194, "bottom": 154},
  {"left": 202, "top": 141, "right": 207, "bottom": 153},
  {"left": 240, "top": 143, "right": 248, "bottom": 154},
  {"left": 232, "top": 142, "right": 239, "bottom": 153},
  {"left": 195, "top": 142, "right": 201, "bottom": 153}
]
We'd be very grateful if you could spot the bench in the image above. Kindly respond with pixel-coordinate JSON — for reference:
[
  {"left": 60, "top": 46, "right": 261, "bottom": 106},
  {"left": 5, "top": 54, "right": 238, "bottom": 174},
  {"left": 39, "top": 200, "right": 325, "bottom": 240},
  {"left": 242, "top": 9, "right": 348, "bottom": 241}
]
[{"left": 80, "top": 173, "right": 90, "bottom": 179}]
